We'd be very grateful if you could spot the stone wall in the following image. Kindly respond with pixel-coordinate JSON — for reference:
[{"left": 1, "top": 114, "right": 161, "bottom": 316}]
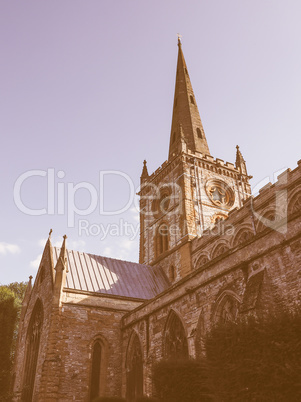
[
  {"left": 121, "top": 161, "right": 301, "bottom": 398},
  {"left": 13, "top": 161, "right": 301, "bottom": 401}
]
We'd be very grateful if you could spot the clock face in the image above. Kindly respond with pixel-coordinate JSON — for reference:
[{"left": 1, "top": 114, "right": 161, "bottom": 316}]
[{"left": 206, "top": 179, "right": 235, "bottom": 208}]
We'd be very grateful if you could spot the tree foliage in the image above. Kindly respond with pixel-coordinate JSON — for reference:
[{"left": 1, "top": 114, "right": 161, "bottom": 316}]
[
  {"left": 6, "top": 281, "right": 27, "bottom": 302},
  {"left": 0, "top": 282, "right": 27, "bottom": 400},
  {"left": 205, "top": 310, "right": 301, "bottom": 401},
  {"left": 153, "top": 358, "right": 214, "bottom": 402}
]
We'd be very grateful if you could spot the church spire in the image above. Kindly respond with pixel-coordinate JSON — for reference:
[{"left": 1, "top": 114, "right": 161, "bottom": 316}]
[{"left": 168, "top": 38, "right": 210, "bottom": 159}]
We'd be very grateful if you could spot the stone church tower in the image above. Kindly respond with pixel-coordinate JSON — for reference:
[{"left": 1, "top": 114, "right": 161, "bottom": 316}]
[{"left": 139, "top": 38, "right": 251, "bottom": 281}]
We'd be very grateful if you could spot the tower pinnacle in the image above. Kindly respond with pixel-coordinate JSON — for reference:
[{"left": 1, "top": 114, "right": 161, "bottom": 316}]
[
  {"left": 235, "top": 145, "right": 248, "bottom": 176},
  {"left": 168, "top": 39, "right": 210, "bottom": 159},
  {"left": 141, "top": 160, "right": 149, "bottom": 183}
]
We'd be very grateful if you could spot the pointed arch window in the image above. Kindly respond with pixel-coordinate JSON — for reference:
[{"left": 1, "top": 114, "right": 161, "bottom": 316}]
[
  {"left": 164, "top": 311, "right": 188, "bottom": 360},
  {"left": 215, "top": 294, "right": 240, "bottom": 324},
  {"left": 126, "top": 334, "right": 143, "bottom": 402},
  {"left": 90, "top": 341, "right": 102, "bottom": 401},
  {"left": 22, "top": 300, "right": 43, "bottom": 402},
  {"left": 89, "top": 338, "right": 107, "bottom": 401}
]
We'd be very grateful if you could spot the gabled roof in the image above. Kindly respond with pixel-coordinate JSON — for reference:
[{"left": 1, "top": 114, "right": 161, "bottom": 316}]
[{"left": 53, "top": 247, "right": 170, "bottom": 300}]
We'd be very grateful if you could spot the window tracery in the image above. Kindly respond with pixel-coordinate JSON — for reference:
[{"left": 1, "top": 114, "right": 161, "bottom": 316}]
[
  {"left": 164, "top": 312, "right": 188, "bottom": 360},
  {"left": 215, "top": 295, "right": 240, "bottom": 324},
  {"left": 126, "top": 334, "right": 143, "bottom": 402},
  {"left": 206, "top": 179, "right": 235, "bottom": 208}
]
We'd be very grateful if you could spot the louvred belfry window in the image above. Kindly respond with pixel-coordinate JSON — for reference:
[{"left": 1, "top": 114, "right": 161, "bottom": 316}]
[
  {"left": 22, "top": 300, "right": 43, "bottom": 402},
  {"left": 157, "top": 223, "right": 169, "bottom": 256},
  {"left": 164, "top": 311, "right": 188, "bottom": 360},
  {"left": 126, "top": 334, "right": 143, "bottom": 402}
]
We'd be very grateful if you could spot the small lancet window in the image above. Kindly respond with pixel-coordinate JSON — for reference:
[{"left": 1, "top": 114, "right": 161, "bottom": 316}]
[
  {"left": 90, "top": 341, "right": 102, "bottom": 401},
  {"left": 159, "top": 191, "right": 170, "bottom": 214},
  {"left": 190, "top": 95, "right": 195, "bottom": 105},
  {"left": 126, "top": 334, "right": 143, "bottom": 401},
  {"left": 170, "top": 265, "right": 175, "bottom": 282},
  {"left": 197, "top": 128, "right": 203, "bottom": 139},
  {"left": 185, "top": 68, "right": 188, "bottom": 75}
]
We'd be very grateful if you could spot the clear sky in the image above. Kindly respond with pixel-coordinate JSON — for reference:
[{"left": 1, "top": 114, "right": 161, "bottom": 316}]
[{"left": 1, "top": 0, "right": 301, "bottom": 285}]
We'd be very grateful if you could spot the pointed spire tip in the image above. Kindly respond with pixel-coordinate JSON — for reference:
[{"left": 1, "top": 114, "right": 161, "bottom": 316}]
[{"left": 168, "top": 35, "right": 210, "bottom": 159}]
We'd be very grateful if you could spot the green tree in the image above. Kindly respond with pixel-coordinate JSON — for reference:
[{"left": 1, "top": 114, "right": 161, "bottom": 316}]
[
  {"left": 0, "top": 282, "right": 27, "bottom": 400},
  {"left": 6, "top": 281, "right": 27, "bottom": 301},
  {"left": 5, "top": 282, "right": 27, "bottom": 361},
  {"left": 153, "top": 358, "right": 214, "bottom": 402},
  {"left": 205, "top": 310, "right": 301, "bottom": 401}
]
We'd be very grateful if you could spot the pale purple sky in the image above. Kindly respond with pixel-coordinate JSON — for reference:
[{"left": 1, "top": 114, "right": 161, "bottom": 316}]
[{"left": 1, "top": 1, "right": 301, "bottom": 284}]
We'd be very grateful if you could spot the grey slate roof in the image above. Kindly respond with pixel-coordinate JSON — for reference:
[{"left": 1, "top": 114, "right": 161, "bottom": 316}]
[{"left": 53, "top": 247, "right": 170, "bottom": 300}]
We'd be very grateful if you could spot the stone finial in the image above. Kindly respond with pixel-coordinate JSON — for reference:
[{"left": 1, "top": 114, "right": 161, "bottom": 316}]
[
  {"left": 49, "top": 229, "right": 53, "bottom": 238},
  {"left": 141, "top": 160, "right": 149, "bottom": 180},
  {"left": 235, "top": 145, "right": 248, "bottom": 176},
  {"left": 55, "top": 235, "right": 68, "bottom": 272},
  {"left": 22, "top": 276, "right": 33, "bottom": 306}
]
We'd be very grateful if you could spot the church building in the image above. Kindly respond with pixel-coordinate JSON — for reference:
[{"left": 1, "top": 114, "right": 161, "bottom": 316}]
[{"left": 13, "top": 39, "right": 301, "bottom": 401}]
